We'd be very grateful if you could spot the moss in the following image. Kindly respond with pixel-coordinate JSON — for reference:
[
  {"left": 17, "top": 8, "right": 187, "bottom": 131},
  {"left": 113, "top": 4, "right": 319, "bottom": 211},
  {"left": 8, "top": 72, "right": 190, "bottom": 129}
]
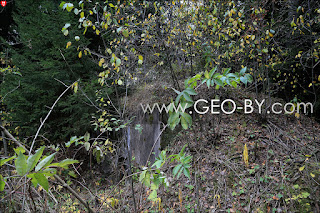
[
  {"left": 161, "top": 126, "right": 182, "bottom": 148},
  {"left": 148, "top": 114, "right": 154, "bottom": 124}
]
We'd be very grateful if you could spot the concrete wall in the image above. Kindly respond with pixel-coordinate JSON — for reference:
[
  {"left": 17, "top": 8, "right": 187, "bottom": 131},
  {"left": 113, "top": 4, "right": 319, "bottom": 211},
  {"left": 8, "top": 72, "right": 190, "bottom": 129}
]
[{"left": 127, "top": 109, "right": 161, "bottom": 165}]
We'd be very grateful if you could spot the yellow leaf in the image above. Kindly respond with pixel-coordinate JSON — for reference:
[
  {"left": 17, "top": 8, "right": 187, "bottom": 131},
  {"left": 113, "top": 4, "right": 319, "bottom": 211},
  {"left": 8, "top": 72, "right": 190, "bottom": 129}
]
[
  {"left": 73, "top": 82, "right": 78, "bottom": 93},
  {"left": 111, "top": 198, "right": 118, "bottom": 208},
  {"left": 66, "top": 41, "right": 72, "bottom": 49},
  {"left": 243, "top": 144, "right": 249, "bottom": 167},
  {"left": 178, "top": 188, "right": 182, "bottom": 206},
  {"left": 138, "top": 55, "right": 143, "bottom": 64},
  {"left": 78, "top": 51, "right": 82, "bottom": 58},
  {"left": 299, "top": 165, "right": 305, "bottom": 171},
  {"left": 214, "top": 194, "right": 221, "bottom": 208},
  {"left": 309, "top": 83, "right": 312, "bottom": 87},
  {"left": 310, "top": 173, "right": 315, "bottom": 178},
  {"left": 99, "top": 58, "right": 105, "bottom": 67},
  {"left": 295, "top": 112, "right": 300, "bottom": 118},
  {"left": 318, "top": 75, "right": 320, "bottom": 82},
  {"left": 204, "top": 71, "right": 209, "bottom": 79}
]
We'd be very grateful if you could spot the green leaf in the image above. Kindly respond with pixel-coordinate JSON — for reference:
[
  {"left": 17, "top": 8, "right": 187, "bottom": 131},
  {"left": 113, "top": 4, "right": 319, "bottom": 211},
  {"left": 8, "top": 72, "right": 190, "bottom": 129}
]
[
  {"left": 27, "top": 146, "right": 45, "bottom": 172},
  {"left": 184, "top": 87, "right": 197, "bottom": 96},
  {"left": 172, "top": 88, "right": 181, "bottom": 95},
  {"left": 181, "top": 112, "right": 192, "bottom": 125},
  {"left": 144, "top": 172, "right": 151, "bottom": 187},
  {"left": 68, "top": 171, "right": 77, "bottom": 178},
  {"left": 51, "top": 159, "right": 79, "bottom": 169},
  {"left": 180, "top": 101, "right": 193, "bottom": 109},
  {"left": 206, "top": 79, "right": 211, "bottom": 88},
  {"left": 84, "top": 142, "right": 90, "bottom": 151},
  {"left": 14, "top": 147, "right": 26, "bottom": 155},
  {"left": 183, "top": 168, "right": 191, "bottom": 179},
  {"left": 139, "top": 170, "right": 151, "bottom": 187},
  {"left": 139, "top": 170, "right": 146, "bottom": 181},
  {"left": 15, "top": 151, "right": 27, "bottom": 176},
  {"left": 31, "top": 177, "right": 38, "bottom": 188},
  {"left": 220, "top": 76, "right": 226, "bottom": 83},
  {"left": 115, "top": 58, "right": 121, "bottom": 67},
  {"left": 183, "top": 156, "right": 192, "bottom": 164},
  {"left": 223, "top": 68, "right": 231, "bottom": 75},
  {"left": 262, "top": 48, "right": 268, "bottom": 53},
  {"left": 116, "top": 27, "right": 123, "bottom": 34},
  {"left": 209, "top": 66, "right": 217, "bottom": 78},
  {"left": 42, "top": 168, "right": 57, "bottom": 176},
  {"left": 63, "top": 29, "right": 69, "bottom": 36},
  {"left": 214, "top": 78, "right": 223, "bottom": 86},
  {"left": 227, "top": 73, "right": 239, "bottom": 79},
  {"left": 226, "top": 78, "right": 231, "bottom": 86},
  {"left": 151, "top": 182, "right": 159, "bottom": 190},
  {"left": 152, "top": 160, "right": 162, "bottom": 169},
  {"left": 176, "top": 167, "right": 183, "bottom": 178},
  {"left": 277, "top": 193, "right": 283, "bottom": 199},
  {"left": 34, "top": 173, "right": 49, "bottom": 192},
  {"left": 0, "top": 175, "right": 5, "bottom": 191},
  {"left": 59, "top": 1, "right": 66, "bottom": 8},
  {"left": 180, "top": 144, "right": 187, "bottom": 154},
  {"left": 185, "top": 184, "right": 194, "bottom": 190},
  {"left": 182, "top": 92, "right": 193, "bottom": 103},
  {"left": 148, "top": 190, "right": 157, "bottom": 201},
  {"left": 240, "top": 67, "right": 247, "bottom": 75},
  {"left": 175, "top": 92, "right": 183, "bottom": 105},
  {"left": 204, "top": 71, "right": 209, "bottom": 79},
  {"left": 65, "top": 141, "right": 71, "bottom": 147},
  {"left": 0, "top": 155, "right": 16, "bottom": 167},
  {"left": 181, "top": 115, "right": 188, "bottom": 129},
  {"left": 122, "top": 29, "right": 129, "bottom": 37},
  {"left": 173, "top": 164, "right": 182, "bottom": 177},
  {"left": 245, "top": 74, "right": 253, "bottom": 83},
  {"left": 240, "top": 76, "right": 247, "bottom": 85},
  {"left": 301, "top": 192, "right": 310, "bottom": 198},
  {"left": 138, "top": 55, "right": 143, "bottom": 64},
  {"left": 84, "top": 132, "right": 90, "bottom": 142},
  {"left": 65, "top": 3, "right": 74, "bottom": 12},
  {"left": 35, "top": 153, "right": 56, "bottom": 172},
  {"left": 168, "top": 112, "right": 180, "bottom": 130}
]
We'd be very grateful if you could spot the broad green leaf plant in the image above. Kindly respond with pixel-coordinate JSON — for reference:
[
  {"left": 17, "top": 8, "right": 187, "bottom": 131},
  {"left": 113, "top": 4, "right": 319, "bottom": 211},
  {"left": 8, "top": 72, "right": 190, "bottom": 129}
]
[
  {"left": 168, "top": 66, "right": 252, "bottom": 130},
  {"left": 139, "top": 145, "right": 192, "bottom": 201},
  {"left": 0, "top": 146, "right": 78, "bottom": 192}
]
